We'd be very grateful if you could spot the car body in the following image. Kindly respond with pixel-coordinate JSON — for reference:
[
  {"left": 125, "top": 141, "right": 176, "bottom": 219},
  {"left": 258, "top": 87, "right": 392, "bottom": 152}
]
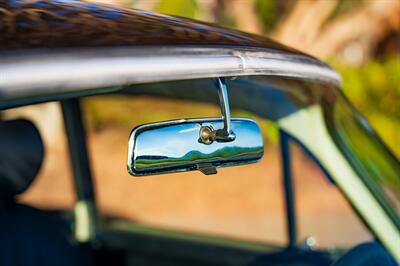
[{"left": 0, "top": 1, "right": 399, "bottom": 265}]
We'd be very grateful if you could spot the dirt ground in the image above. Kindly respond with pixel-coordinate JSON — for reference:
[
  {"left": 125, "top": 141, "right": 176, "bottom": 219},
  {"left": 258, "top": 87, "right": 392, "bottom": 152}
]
[{"left": 19, "top": 127, "right": 372, "bottom": 248}]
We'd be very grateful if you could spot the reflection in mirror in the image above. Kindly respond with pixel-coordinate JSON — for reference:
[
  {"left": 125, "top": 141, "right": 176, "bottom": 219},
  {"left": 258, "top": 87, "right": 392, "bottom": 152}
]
[{"left": 127, "top": 118, "right": 264, "bottom": 176}]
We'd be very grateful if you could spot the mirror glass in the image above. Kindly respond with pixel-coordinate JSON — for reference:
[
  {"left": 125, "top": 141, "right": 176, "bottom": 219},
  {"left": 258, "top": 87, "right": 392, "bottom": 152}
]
[{"left": 127, "top": 118, "right": 264, "bottom": 176}]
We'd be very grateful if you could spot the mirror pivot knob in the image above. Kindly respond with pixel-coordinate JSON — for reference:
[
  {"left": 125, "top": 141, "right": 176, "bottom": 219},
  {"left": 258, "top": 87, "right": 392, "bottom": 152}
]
[{"left": 199, "top": 125, "right": 214, "bottom": 145}]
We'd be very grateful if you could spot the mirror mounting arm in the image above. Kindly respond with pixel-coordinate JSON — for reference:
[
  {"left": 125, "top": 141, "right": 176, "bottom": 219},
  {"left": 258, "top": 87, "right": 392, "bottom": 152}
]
[
  {"left": 199, "top": 77, "right": 236, "bottom": 145},
  {"left": 217, "top": 77, "right": 234, "bottom": 138}
]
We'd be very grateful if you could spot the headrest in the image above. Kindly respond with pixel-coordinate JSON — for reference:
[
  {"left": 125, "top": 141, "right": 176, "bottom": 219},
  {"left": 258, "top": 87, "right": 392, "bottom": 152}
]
[{"left": 0, "top": 119, "right": 44, "bottom": 198}]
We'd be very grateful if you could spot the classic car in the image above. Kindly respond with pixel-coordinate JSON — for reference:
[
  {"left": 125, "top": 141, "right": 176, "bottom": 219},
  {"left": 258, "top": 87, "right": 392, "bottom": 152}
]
[{"left": 0, "top": 0, "right": 399, "bottom": 265}]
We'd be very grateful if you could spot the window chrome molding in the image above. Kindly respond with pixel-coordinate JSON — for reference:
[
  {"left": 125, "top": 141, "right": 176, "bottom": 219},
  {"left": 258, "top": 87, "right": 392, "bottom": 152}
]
[{"left": 0, "top": 46, "right": 340, "bottom": 100}]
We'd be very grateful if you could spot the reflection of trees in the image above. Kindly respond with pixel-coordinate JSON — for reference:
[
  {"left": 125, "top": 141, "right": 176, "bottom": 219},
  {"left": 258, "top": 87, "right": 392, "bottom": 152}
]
[{"left": 136, "top": 146, "right": 263, "bottom": 168}]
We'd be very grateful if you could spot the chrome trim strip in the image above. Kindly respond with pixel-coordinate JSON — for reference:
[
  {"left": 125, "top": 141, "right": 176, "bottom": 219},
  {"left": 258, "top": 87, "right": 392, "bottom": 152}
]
[{"left": 0, "top": 46, "right": 341, "bottom": 99}]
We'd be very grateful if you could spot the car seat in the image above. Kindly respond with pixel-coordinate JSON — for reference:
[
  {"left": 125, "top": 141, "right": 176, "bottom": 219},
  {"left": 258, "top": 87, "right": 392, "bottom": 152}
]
[{"left": 0, "top": 119, "right": 91, "bottom": 266}]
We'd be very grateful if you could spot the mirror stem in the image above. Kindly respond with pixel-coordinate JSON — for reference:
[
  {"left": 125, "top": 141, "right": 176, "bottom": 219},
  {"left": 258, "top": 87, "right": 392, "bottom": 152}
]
[
  {"left": 198, "top": 77, "right": 236, "bottom": 144},
  {"left": 217, "top": 77, "right": 231, "bottom": 134},
  {"left": 214, "top": 77, "right": 236, "bottom": 142}
]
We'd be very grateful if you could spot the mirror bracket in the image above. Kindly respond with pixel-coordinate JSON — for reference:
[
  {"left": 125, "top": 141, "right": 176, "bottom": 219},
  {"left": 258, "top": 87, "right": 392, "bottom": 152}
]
[
  {"left": 199, "top": 77, "right": 236, "bottom": 145},
  {"left": 197, "top": 163, "right": 218, "bottom": 175}
]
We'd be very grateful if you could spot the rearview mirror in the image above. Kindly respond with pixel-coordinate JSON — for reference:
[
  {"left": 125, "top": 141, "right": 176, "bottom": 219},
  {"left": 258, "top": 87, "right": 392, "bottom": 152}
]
[
  {"left": 127, "top": 118, "right": 263, "bottom": 176},
  {"left": 127, "top": 77, "right": 264, "bottom": 176}
]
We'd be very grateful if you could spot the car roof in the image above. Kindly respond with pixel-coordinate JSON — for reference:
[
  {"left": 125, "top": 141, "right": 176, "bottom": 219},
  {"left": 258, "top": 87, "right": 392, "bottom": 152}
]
[
  {"left": 1, "top": 0, "right": 300, "bottom": 53},
  {"left": 0, "top": 0, "right": 340, "bottom": 110}
]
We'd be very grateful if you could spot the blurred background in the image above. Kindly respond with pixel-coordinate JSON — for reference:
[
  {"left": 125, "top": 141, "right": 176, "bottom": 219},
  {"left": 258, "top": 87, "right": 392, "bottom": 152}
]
[
  {"left": 92, "top": 0, "right": 400, "bottom": 158},
  {"left": 8, "top": 0, "right": 399, "bottom": 250}
]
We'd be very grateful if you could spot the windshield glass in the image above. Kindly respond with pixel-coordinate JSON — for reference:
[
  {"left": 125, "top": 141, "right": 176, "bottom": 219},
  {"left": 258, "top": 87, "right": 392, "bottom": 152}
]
[{"left": 327, "top": 93, "right": 400, "bottom": 217}]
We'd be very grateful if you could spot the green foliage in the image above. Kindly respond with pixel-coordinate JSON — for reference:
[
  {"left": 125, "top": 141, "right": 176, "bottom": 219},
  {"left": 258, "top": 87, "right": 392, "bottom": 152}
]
[
  {"left": 332, "top": 57, "right": 400, "bottom": 158},
  {"left": 155, "top": 0, "right": 198, "bottom": 18},
  {"left": 136, "top": 146, "right": 262, "bottom": 169},
  {"left": 329, "top": 0, "right": 362, "bottom": 21},
  {"left": 254, "top": 0, "right": 278, "bottom": 32}
]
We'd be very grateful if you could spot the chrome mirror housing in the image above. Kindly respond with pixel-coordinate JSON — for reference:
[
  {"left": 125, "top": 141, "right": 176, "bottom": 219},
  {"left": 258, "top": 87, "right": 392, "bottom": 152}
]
[{"left": 127, "top": 118, "right": 264, "bottom": 176}]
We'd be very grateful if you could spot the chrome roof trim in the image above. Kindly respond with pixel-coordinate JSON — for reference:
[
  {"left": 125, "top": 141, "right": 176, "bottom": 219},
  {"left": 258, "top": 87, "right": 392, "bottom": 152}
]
[{"left": 0, "top": 46, "right": 341, "bottom": 99}]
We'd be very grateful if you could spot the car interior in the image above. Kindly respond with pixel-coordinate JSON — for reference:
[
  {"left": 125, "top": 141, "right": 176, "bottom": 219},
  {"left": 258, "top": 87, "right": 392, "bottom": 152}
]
[
  {"left": 0, "top": 80, "right": 396, "bottom": 265},
  {"left": 0, "top": 111, "right": 337, "bottom": 266},
  {"left": 0, "top": 119, "right": 91, "bottom": 266}
]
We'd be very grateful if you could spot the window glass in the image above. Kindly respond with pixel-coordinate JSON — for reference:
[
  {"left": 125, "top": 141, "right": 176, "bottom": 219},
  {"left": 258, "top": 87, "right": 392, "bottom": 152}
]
[
  {"left": 330, "top": 94, "right": 400, "bottom": 214},
  {"left": 3, "top": 103, "right": 75, "bottom": 210},
  {"left": 84, "top": 94, "right": 287, "bottom": 245},
  {"left": 291, "top": 141, "right": 373, "bottom": 248}
]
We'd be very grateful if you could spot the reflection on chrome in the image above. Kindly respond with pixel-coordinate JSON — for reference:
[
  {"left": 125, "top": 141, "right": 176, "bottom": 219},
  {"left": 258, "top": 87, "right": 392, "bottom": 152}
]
[{"left": 127, "top": 118, "right": 264, "bottom": 176}]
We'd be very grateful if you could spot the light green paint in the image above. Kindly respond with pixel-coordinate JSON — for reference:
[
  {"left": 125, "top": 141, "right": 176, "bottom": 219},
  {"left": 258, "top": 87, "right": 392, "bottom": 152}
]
[{"left": 278, "top": 105, "right": 400, "bottom": 262}]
